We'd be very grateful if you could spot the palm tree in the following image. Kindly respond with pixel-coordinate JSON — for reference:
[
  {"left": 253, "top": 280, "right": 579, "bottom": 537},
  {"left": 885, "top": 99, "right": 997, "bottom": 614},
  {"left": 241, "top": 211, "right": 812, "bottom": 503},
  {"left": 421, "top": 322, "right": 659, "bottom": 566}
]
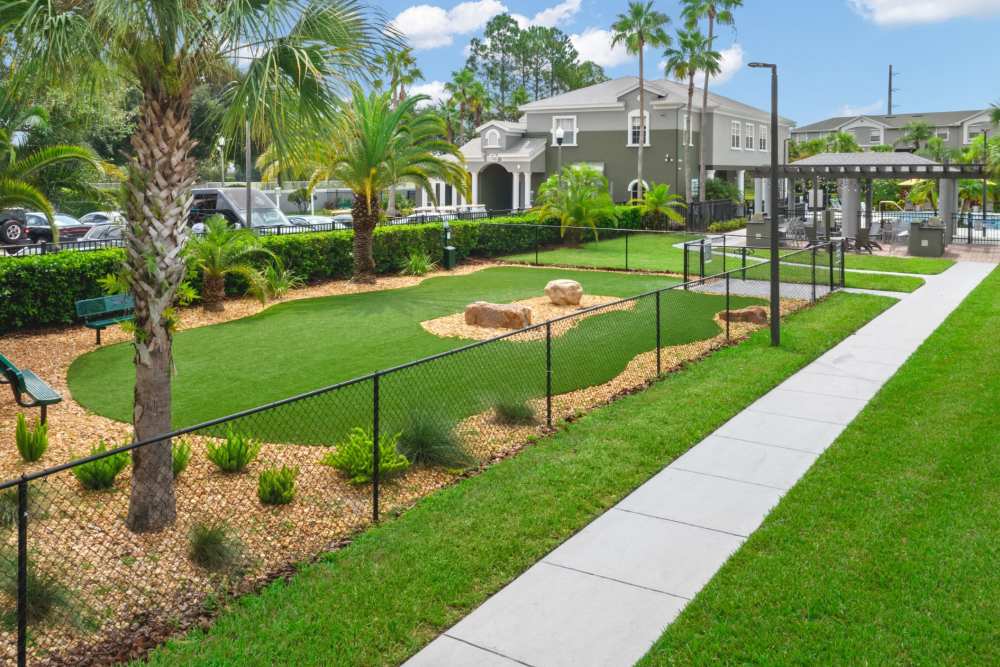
[
  {"left": 9, "top": 0, "right": 385, "bottom": 532},
  {"left": 990, "top": 102, "right": 1000, "bottom": 127},
  {"left": 908, "top": 179, "right": 938, "bottom": 214},
  {"left": 663, "top": 28, "right": 719, "bottom": 201},
  {"left": 271, "top": 88, "right": 467, "bottom": 282},
  {"left": 682, "top": 0, "right": 742, "bottom": 202},
  {"left": 374, "top": 47, "right": 423, "bottom": 107},
  {"left": 899, "top": 120, "right": 934, "bottom": 152},
  {"left": 631, "top": 182, "right": 687, "bottom": 229},
  {"left": 186, "top": 216, "right": 275, "bottom": 311},
  {"left": 536, "top": 165, "right": 615, "bottom": 239},
  {"left": 445, "top": 68, "right": 477, "bottom": 137},
  {"left": 918, "top": 135, "right": 958, "bottom": 163},
  {"left": 824, "top": 131, "right": 862, "bottom": 153},
  {"left": 611, "top": 2, "right": 672, "bottom": 203}
]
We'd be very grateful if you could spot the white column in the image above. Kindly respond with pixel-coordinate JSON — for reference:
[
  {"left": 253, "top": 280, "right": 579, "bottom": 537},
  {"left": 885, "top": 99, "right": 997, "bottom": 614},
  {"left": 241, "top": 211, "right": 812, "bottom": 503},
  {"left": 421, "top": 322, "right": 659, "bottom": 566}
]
[
  {"left": 840, "top": 178, "right": 860, "bottom": 238},
  {"left": 523, "top": 172, "right": 532, "bottom": 208},
  {"left": 512, "top": 170, "right": 520, "bottom": 210},
  {"left": 753, "top": 177, "right": 764, "bottom": 216},
  {"left": 737, "top": 170, "right": 746, "bottom": 202},
  {"left": 471, "top": 171, "right": 479, "bottom": 206},
  {"left": 761, "top": 178, "right": 770, "bottom": 215}
]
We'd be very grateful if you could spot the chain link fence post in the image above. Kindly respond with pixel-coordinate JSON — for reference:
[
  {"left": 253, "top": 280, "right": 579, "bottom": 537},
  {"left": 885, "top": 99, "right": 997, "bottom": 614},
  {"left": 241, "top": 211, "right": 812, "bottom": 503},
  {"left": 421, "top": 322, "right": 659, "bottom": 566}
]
[
  {"left": 683, "top": 241, "right": 690, "bottom": 287},
  {"left": 655, "top": 290, "right": 662, "bottom": 376},
  {"left": 840, "top": 239, "right": 847, "bottom": 288},
  {"left": 546, "top": 321, "right": 553, "bottom": 428},
  {"left": 17, "top": 476, "right": 28, "bottom": 667},
  {"left": 372, "top": 373, "right": 380, "bottom": 524},
  {"left": 811, "top": 246, "right": 817, "bottom": 303},
  {"left": 828, "top": 241, "right": 835, "bottom": 292},
  {"left": 725, "top": 272, "right": 731, "bottom": 342},
  {"left": 741, "top": 246, "right": 747, "bottom": 281},
  {"left": 625, "top": 229, "right": 629, "bottom": 271}
]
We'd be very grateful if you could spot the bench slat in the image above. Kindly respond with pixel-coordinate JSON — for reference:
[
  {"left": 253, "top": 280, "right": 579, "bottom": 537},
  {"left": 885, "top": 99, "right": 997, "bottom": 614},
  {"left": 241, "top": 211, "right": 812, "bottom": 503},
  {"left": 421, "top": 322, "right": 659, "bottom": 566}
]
[{"left": 20, "top": 369, "right": 62, "bottom": 404}]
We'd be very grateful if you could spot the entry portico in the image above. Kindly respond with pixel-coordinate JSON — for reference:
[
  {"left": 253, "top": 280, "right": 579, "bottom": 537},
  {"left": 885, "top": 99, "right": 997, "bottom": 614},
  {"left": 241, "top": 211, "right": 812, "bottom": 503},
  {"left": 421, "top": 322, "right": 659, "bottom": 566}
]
[{"left": 461, "top": 120, "right": 547, "bottom": 211}]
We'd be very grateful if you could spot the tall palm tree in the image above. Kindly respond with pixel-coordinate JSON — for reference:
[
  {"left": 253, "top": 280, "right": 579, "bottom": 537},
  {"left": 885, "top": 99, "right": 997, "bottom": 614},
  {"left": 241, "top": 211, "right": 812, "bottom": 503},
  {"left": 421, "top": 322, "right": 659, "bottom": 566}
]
[
  {"left": 445, "top": 68, "right": 477, "bottom": 138},
  {"left": 611, "top": 2, "right": 672, "bottom": 203},
  {"left": 374, "top": 47, "right": 423, "bottom": 108},
  {"left": 10, "top": 0, "right": 385, "bottom": 532},
  {"left": 682, "top": 0, "right": 742, "bottom": 202},
  {"left": 899, "top": 120, "right": 934, "bottom": 152},
  {"left": 918, "top": 135, "right": 958, "bottom": 163},
  {"left": 271, "top": 88, "right": 467, "bottom": 282},
  {"left": 662, "top": 28, "right": 719, "bottom": 201}
]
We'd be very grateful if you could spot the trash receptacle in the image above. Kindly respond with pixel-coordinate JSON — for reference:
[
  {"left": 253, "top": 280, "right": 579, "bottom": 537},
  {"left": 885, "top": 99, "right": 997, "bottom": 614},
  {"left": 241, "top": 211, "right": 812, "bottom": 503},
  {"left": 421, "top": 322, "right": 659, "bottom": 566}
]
[{"left": 443, "top": 245, "right": 457, "bottom": 270}]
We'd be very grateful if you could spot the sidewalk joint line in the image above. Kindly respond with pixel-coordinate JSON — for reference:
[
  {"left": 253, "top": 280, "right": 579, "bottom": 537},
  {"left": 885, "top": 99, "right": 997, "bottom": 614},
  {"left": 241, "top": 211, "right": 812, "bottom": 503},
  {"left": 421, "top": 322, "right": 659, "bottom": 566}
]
[
  {"left": 612, "top": 507, "right": 750, "bottom": 538},
  {"left": 744, "top": 407, "right": 853, "bottom": 426},
  {"left": 539, "top": 562, "right": 692, "bottom": 601},
  {"left": 710, "top": 433, "right": 827, "bottom": 456},
  {"left": 441, "top": 634, "right": 537, "bottom": 667},
  {"left": 668, "top": 467, "right": 790, "bottom": 491}
]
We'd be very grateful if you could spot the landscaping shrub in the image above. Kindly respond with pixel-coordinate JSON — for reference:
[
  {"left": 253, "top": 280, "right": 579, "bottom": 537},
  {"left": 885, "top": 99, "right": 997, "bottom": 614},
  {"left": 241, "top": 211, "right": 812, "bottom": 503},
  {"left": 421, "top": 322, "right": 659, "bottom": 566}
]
[
  {"left": 188, "top": 521, "right": 244, "bottom": 572},
  {"left": 320, "top": 427, "right": 409, "bottom": 484},
  {"left": 257, "top": 466, "right": 299, "bottom": 505},
  {"left": 263, "top": 264, "right": 304, "bottom": 299},
  {"left": 71, "top": 441, "right": 129, "bottom": 491},
  {"left": 0, "top": 547, "right": 73, "bottom": 629},
  {"left": 493, "top": 398, "right": 538, "bottom": 426},
  {"left": 705, "top": 178, "right": 741, "bottom": 203},
  {"left": 708, "top": 218, "right": 748, "bottom": 233},
  {"left": 401, "top": 249, "right": 436, "bottom": 276},
  {"left": 206, "top": 428, "right": 261, "bottom": 473},
  {"left": 172, "top": 439, "right": 193, "bottom": 479},
  {"left": 397, "top": 414, "right": 473, "bottom": 468},
  {"left": 14, "top": 413, "right": 48, "bottom": 462}
]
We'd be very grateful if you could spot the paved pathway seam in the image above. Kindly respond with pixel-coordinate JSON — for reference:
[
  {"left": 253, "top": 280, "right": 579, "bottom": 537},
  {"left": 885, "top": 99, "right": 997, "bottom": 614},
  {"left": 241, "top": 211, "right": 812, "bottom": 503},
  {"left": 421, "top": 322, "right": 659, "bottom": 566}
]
[{"left": 404, "top": 262, "right": 995, "bottom": 667}]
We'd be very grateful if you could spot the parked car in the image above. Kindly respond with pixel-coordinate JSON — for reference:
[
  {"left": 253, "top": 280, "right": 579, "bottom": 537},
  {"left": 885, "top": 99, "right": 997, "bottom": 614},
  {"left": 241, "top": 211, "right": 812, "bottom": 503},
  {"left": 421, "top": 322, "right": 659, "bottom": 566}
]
[
  {"left": 80, "top": 220, "right": 125, "bottom": 242},
  {"left": 79, "top": 211, "right": 127, "bottom": 226},
  {"left": 25, "top": 213, "right": 92, "bottom": 244},
  {"left": 1, "top": 209, "right": 28, "bottom": 249},
  {"left": 287, "top": 214, "right": 353, "bottom": 230},
  {"left": 188, "top": 187, "right": 305, "bottom": 234}
]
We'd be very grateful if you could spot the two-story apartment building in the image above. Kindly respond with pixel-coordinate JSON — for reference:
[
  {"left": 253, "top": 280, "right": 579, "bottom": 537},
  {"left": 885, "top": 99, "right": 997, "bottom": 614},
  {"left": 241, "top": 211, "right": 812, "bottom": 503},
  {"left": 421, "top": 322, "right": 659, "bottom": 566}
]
[
  {"left": 792, "top": 110, "right": 994, "bottom": 151},
  {"left": 436, "top": 76, "right": 793, "bottom": 210}
]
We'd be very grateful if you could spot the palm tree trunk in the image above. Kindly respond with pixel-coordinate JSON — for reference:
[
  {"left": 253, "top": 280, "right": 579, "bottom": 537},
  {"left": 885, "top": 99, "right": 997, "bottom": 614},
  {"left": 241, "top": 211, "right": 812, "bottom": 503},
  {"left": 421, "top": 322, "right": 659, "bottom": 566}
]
[
  {"left": 123, "top": 90, "right": 196, "bottom": 533},
  {"left": 352, "top": 192, "right": 379, "bottom": 282},
  {"left": 202, "top": 273, "right": 226, "bottom": 311},
  {"left": 685, "top": 74, "right": 696, "bottom": 202},
  {"left": 387, "top": 188, "right": 397, "bottom": 218},
  {"left": 698, "top": 15, "right": 716, "bottom": 203},
  {"left": 637, "top": 44, "right": 645, "bottom": 202}
]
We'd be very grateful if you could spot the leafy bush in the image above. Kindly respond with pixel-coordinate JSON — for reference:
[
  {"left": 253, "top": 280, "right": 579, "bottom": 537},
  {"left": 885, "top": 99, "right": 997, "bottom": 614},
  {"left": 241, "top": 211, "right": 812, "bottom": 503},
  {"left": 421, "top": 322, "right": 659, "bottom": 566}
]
[
  {"left": 14, "top": 413, "right": 48, "bottom": 462},
  {"left": 320, "top": 427, "right": 409, "bottom": 484},
  {"left": 206, "top": 428, "right": 261, "bottom": 473},
  {"left": 401, "top": 249, "right": 436, "bottom": 276},
  {"left": 257, "top": 466, "right": 299, "bottom": 505},
  {"left": 172, "top": 439, "right": 193, "bottom": 479},
  {"left": 188, "top": 521, "right": 243, "bottom": 572},
  {"left": 705, "top": 178, "right": 741, "bottom": 203},
  {"left": 71, "top": 441, "right": 129, "bottom": 490},
  {"left": 708, "top": 218, "right": 748, "bottom": 233},
  {"left": 493, "top": 398, "right": 538, "bottom": 426},
  {"left": 0, "top": 547, "right": 72, "bottom": 629},
  {"left": 397, "top": 414, "right": 473, "bottom": 468}
]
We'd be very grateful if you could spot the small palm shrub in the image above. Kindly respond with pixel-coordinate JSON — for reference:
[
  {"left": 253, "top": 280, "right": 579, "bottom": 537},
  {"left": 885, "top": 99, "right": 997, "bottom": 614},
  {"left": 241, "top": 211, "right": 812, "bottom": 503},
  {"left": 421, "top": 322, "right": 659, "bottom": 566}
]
[
  {"left": 397, "top": 414, "right": 473, "bottom": 467},
  {"left": 188, "top": 521, "right": 243, "bottom": 572},
  {"left": 493, "top": 398, "right": 537, "bottom": 426},
  {"left": 172, "top": 440, "right": 193, "bottom": 479},
  {"left": 402, "top": 250, "right": 436, "bottom": 276},
  {"left": 0, "top": 547, "right": 72, "bottom": 629},
  {"left": 320, "top": 428, "right": 409, "bottom": 484},
  {"left": 263, "top": 263, "right": 304, "bottom": 298},
  {"left": 15, "top": 413, "right": 48, "bottom": 462},
  {"left": 71, "top": 442, "right": 129, "bottom": 490},
  {"left": 206, "top": 429, "right": 261, "bottom": 473},
  {"left": 257, "top": 466, "right": 299, "bottom": 505}
]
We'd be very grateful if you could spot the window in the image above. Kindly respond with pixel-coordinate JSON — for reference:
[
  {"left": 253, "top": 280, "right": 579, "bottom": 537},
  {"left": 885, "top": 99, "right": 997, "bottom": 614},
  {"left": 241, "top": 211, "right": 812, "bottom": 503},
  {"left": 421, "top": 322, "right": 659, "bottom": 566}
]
[
  {"left": 483, "top": 129, "right": 501, "bottom": 148},
  {"left": 745, "top": 123, "right": 755, "bottom": 150},
  {"left": 731, "top": 120, "right": 742, "bottom": 150},
  {"left": 627, "top": 179, "right": 649, "bottom": 201},
  {"left": 868, "top": 130, "right": 881, "bottom": 145},
  {"left": 759, "top": 125, "right": 767, "bottom": 151},
  {"left": 552, "top": 116, "right": 577, "bottom": 146},
  {"left": 627, "top": 110, "right": 650, "bottom": 146},
  {"left": 935, "top": 129, "right": 950, "bottom": 141}
]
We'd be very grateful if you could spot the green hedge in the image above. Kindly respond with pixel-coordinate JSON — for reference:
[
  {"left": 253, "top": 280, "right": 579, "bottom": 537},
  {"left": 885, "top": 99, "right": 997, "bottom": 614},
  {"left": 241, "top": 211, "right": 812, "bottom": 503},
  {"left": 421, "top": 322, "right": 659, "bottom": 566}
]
[
  {"left": 707, "top": 218, "right": 747, "bottom": 233},
  {"left": 0, "top": 207, "right": 671, "bottom": 333}
]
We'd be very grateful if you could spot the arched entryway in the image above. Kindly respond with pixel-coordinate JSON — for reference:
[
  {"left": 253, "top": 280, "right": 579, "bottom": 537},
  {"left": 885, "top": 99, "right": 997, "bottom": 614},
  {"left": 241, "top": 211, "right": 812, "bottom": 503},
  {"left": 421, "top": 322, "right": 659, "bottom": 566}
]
[
  {"left": 627, "top": 179, "right": 649, "bottom": 202},
  {"left": 479, "top": 163, "right": 513, "bottom": 211}
]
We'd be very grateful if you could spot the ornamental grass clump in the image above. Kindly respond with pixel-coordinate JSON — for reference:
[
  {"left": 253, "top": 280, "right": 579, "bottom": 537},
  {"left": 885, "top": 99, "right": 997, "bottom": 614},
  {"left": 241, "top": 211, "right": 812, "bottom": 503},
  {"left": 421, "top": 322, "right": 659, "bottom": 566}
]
[
  {"left": 258, "top": 466, "right": 299, "bottom": 505},
  {"left": 397, "top": 414, "right": 473, "bottom": 468},
  {"left": 188, "top": 521, "right": 244, "bottom": 573},
  {"left": 206, "top": 428, "right": 261, "bottom": 473},
  {"left": 321, "top": 427, "right": 408, "bottom": 484},
  {"left": 0, "top": 547, "right": 72, "bottom": 629},
  {"left": 71, "top": 441, "right": 129, "bottom": 491},
  {"left": 402, "top": 249, "right": 436, "bottom": 276},
  {"left": 172, "top": 439, "right": 193, "bottom": 479},
  {"left": 493, "top": 398, "right": 538, "bottom": 426},
  {"left": 15, "top": 413, "right": 48, "bottom": 462}
]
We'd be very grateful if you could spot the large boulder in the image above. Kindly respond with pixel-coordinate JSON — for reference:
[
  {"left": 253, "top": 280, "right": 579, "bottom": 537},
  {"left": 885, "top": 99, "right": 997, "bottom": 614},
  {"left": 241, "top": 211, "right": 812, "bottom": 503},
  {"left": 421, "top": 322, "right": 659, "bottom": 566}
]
[
  {"left": 544, "top": 279, "right": 583, "bottom": 306},
  {"left": 721, "top": 306, "right": 768, "bottom": 325},
  {"left": 464, "top": 301, "right": 533, "bottom": 329}
]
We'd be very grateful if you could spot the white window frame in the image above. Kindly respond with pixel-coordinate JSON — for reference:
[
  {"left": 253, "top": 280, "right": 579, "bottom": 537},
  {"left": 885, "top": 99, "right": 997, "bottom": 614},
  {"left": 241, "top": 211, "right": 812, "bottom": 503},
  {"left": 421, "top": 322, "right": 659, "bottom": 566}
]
[
  {"left": 730, "top": 120, "right": 742, "bottom": 150},
  {"left": 627, "top": 179, "right": 650, "bottom": 201},
  {"left": 935, "top": 129, "right": 950, "bottom": 141},
  {"left": 483, "top": 129, "right": 501, "bottom": 148},
  {"left": 759, "top": 125, "right": 768, "bottom": 151},
  {"left": 868, "top": 129, "right": 881, "bottom": 146},
  {"left": 551, "top": 116, "right": 578, "bottom": 147},
  {"left": 627, "top": 110, "right": 651, "bottom": 147},
  {"left": 744, "top": 122, "right": 755, "bottom": 150}
]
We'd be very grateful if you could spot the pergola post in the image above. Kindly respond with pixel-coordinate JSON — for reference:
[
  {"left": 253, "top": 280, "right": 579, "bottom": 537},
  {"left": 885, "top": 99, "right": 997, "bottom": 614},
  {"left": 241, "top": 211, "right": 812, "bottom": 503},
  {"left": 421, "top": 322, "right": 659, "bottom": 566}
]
[
  {"left": 840, "top": 178, "right": 860, "bottom": 238},
  {"left": 939, "top": 177, "right": 957, "bottom": 243}
]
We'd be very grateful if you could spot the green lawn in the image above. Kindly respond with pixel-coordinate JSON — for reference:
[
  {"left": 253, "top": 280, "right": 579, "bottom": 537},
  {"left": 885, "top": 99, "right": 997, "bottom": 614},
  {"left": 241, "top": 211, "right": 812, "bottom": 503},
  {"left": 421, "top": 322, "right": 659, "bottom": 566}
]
[
  {"left": 640, "top": 266, "right": 1000, "bottom": 665},
  {"left": 744, "top": 246, "right": 955, "bottom": 274},
  {"left": 140, "top": 291, "right": 896, "bottom": 667},
  {"left": 68, "top": 266, "right": 761, "bottom": 442}
]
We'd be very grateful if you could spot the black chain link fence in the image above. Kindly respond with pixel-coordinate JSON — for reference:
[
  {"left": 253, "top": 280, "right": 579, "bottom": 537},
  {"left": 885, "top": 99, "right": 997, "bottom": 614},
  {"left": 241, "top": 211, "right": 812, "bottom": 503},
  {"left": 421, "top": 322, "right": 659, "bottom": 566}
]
[{"left": 1, "top": 245, "right": 842, "bottom": 666}]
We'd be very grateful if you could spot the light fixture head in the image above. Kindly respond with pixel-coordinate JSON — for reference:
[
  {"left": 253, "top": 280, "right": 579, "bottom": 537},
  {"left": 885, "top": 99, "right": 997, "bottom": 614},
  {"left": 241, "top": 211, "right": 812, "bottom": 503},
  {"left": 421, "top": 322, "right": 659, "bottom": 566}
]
[{"left": 748, "top": 62, "right": 775, "bottom": 69}]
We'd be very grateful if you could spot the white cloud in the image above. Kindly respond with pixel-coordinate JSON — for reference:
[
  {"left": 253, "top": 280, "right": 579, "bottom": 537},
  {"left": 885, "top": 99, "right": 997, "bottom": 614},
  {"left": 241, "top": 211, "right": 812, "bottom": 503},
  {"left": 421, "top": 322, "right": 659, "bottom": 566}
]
[
  {"left": 391, "top": 0, "right": 506, "bottom": 50},
  {"left": 706, "top": 43, "right": 743, "bottom": 86},
  {"left": 512, "top": 0, "right": 582, "bottom": 28},
  {"left": 569, "top": 27, "right": 631, "bottom": 68},
  {"left": 838, "top": 99, "right": 885, "bottom": 116},
  {"left": 410, "top": 80, "right": 450, "bottom": 107},
  {"left": 849, "top": 0, "right": 1000, "bottom": 25}
]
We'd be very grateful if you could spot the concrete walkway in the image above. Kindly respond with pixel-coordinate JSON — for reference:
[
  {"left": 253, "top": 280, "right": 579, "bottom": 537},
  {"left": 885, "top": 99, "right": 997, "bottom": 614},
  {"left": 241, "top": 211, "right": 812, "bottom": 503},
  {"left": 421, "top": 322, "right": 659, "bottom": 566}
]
[{"left": 405, "top": 262, "right": 995, "bottom": 667}]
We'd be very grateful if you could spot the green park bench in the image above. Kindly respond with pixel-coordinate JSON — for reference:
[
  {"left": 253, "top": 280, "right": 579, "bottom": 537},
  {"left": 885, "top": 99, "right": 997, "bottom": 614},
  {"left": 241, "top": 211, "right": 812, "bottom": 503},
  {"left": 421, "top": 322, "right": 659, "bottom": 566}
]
[
  {"left": 0, "top": 353, "right": 62, "bottom": 424},
  {"left": 75, "top": 294, "right": 135, "bottom": 345}
]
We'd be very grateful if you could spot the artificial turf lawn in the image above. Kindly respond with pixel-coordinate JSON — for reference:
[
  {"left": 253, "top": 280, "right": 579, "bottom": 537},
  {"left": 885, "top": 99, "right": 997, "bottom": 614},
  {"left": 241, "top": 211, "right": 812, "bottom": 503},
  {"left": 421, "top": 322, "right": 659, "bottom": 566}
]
[
  {"left": 139, "top": 291, "right": 895, "bottom": 667},
  {"left": 639, "top": 266, "right": 1000, "bottom": 665},
  {"left": 68, "top": 266, "right": 761, "bottom": 442}
]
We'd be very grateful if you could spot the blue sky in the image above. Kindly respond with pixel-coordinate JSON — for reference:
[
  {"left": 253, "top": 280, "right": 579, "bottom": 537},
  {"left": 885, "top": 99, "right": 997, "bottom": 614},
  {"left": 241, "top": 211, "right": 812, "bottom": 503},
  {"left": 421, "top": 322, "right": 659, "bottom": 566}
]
[{"left": 382, "top": 0, "right": 1000, "bottom": 125}]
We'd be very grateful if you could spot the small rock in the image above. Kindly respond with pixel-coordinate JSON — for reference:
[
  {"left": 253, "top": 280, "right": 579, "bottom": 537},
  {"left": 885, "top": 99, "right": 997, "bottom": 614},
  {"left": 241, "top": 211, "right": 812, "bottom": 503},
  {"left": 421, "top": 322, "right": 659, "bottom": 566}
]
[
  {"left": 464, "top": 301, "right": 533, "bottom": 329},
  {"left": 721, "top": 306, "right": 768, "bottom": 325},
  {"left": 545, "top": 279, "right": 583, "bottom": 306}
]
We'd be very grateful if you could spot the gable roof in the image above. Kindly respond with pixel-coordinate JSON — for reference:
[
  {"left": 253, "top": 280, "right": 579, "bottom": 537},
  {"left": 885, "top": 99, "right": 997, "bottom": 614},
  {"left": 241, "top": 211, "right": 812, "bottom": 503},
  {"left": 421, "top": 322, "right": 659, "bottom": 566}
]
[{"left": 795, "top": 110, "right": 986, "bottom": 133}]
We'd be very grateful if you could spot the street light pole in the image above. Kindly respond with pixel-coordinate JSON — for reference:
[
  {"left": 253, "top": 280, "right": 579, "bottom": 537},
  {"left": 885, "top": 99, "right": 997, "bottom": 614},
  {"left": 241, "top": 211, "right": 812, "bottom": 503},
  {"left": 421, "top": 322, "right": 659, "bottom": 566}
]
[
  {"left": 983, "top": 129, "right": 990, "bottom": 236},
  {"left": 750, "top": 61, "right": 781, "bottom": 346},
  {"left": 217, "top": 136, "right": 226, "bottom": 185},
  {"left": 245, "top": 119, "right": 252, "bottom": 230}
]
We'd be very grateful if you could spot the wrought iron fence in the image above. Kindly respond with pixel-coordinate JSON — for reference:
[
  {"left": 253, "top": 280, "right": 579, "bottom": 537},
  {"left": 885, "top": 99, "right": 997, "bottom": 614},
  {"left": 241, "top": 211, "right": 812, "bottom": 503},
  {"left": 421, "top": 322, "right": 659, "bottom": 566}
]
[
  {"left": 685, "top": 199, "right": 750, "bottom": 232},
  {"left": 0, "top": 245, "right": 841, "bottom": 666}
]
